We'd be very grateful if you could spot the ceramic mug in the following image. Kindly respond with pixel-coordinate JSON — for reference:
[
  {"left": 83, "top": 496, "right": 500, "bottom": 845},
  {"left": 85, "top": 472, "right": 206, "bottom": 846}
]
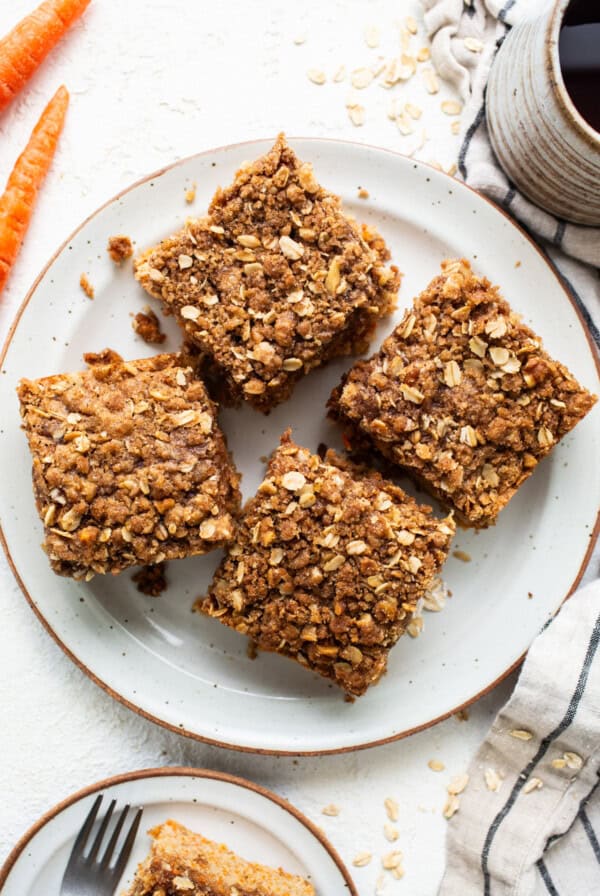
[{"left": 486, "top": 0, "right": 600, "bottom": 226}]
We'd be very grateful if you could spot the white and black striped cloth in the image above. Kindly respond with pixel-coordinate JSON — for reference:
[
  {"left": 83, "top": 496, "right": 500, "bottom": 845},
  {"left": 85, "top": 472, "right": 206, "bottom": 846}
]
[
  {"left": 438, "top": 580, "right": 600, "bottom": 896},
  {"left": 422, "top": 0, "right": 600, "bottom": 350},
  {"left": 421, "top": 2, "right": 600, "bottom": 894}
]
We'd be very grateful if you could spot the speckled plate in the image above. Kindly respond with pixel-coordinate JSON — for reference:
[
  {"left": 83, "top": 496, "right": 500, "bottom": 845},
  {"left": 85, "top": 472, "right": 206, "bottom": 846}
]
[
  {"left": 0, "top": 138, "right": 598, "bottom": 754},
  {"left": 0, "top": 767, "right": 355, "bottom": 894}
]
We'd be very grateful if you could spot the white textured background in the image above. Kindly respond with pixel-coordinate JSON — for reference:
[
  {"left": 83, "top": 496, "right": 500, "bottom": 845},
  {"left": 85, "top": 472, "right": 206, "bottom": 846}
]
[{"left": 0, "top": 2, "right": 593, "bottom": 894}]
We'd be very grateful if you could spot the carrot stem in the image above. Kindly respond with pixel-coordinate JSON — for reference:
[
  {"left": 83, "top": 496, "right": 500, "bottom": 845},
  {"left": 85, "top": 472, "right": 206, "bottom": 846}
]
[
  {"left": 0, "top": 84, "right": 69, "bottom": 295},
  {"left": 0, "top": 0, "right": 90, "bottom": 113}
]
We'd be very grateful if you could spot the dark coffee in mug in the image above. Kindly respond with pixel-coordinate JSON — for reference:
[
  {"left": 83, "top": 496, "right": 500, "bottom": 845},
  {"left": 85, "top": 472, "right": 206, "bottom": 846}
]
[{"left": 559, "top": 0, "right": 600, "bottom": 132}]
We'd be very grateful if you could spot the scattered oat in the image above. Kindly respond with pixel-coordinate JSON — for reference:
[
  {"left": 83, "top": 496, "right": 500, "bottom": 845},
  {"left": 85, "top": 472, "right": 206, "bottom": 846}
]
[
  {"left": 422, "top": 575, "right": 448, "bottom": 612},
  {"left": 322, "top": 803, "right": 340, "bottom": 816},
  {"left": 365, "top": 25, "right": 380, "bottom": 48},
  {"left": 484, "top": 768, "right": 503, "bottom": 792},
  {"left": 347, "top": 103, "right": 366, "bottom": 126},
  {"left": 399, "top": 26, "right": 411, "bottom": 53},
  {"left": 293, "top": 34, "right": 307, "bottom": 45},
  {"left": 510, "top": 729, "right": 534, "bottom": 741},
  {"left": 353, "top": 851, "right": 372, "bottom": 867},
  {"left": 428, "top": 759, "right": 445, "bottom": 772},
  {"left": 407, "top": 614, "right": 424, "bottom": 638},
  {"left": 464, "top": 37, "right": 484, "bottom": 53},
  {"left": 452, "top": 550, "right": 471, "bottom": 563},
  {"left": 333, "top": 64, "right": 346, "bottom": 82},
  {"left": 551, "top": 757, "right": 567, "bottom": 769},
  {"left": 451, "top": 120, "right": 461, "bottom": 135},
  {"left": 281, "top": 471, "right": 306, "bottom": 491},
  {"left": 384, "top": 822, "right": 399, "bottom": 841},
  {"left": 448, "top": 774, "right": 469, "bottom": 795},
  {"left": 107, "top": 234, "right": 133, "bottom": 263},
  {"left": 405, "top": 102, "right": 422, "bottom": 120},
  {"left": 185, "top": 183, "right": 196, "bottom": 204},
  {"left": 384, "top": 797, "right": 399, "bottom": 822},
  {"left": 351, "top": 67, "right": 374, "bottom": 89},
  {"left": 422, "top": 67, "right": 440, "bottom": 94},
  {"left": 307, "top": 68, "right": 326, "bottom": 85},
  {"left": 442, "top": 100, "right": 463, "bottom": 116},
  {"left": 416, "top": 46, "right": 431, "bottom": 62},
  {"left": 382, "top": 850, "right": 403, "bottom": 870},
  {"left": 427, "top": 158, "right": 443, "bottom": 170},
  {"left": 396, "top": 112, "right": 414, "bottom": 136},
  {"left": 358, "top": 187, "right": 370, "bottom": 199},
  {"left": 445, "top": 162, "right": 458, "bottom": 176},
  {"left": 79, "top": 273, "right": 94, "bottom": 299},
  {"left": 564, "top": 751, "right": 584, "bottom": 770},
  {"left": 523, "top": 777, "right": 543, "bottom": 794},
  {"left": 405, "top": 15, "right": 418, "bottom": 34},
  {"left": 375, "top": 872, "right": 386, "bottom": 896},
  {"left": 443, "top": 794, "right": 460, "bottom": 819}
]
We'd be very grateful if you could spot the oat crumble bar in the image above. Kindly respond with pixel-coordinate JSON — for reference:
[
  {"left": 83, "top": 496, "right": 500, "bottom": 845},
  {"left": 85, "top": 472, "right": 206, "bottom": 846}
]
[
  {"left": 17, "top": 350, "right": 240, "bottom": 580},
  {"left": 135, "top": 134, "right": 400, "bottom": 412},
  {"left": 125, "top": 820, "right": 315, "bottom": 896},
  {"left": 329, "top": 259, "right": 597, "bottom": 527},
  {"left": 197, "top": 431, "right": 455, "bottom": 696}
]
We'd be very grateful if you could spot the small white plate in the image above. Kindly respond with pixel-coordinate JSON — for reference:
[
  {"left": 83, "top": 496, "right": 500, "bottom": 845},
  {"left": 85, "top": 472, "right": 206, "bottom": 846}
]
[
  {"left": 0, "top": 138, "right": 598, "bottom": 754},
  {"left": 0, "top": 767, "right": 354, "bottom": 894}
]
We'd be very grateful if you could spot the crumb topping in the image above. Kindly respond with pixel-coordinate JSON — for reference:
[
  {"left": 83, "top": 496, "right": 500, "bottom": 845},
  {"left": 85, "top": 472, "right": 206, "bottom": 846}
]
[
  {"left": 197, "top": 430, "right": 454, "bottom": 696},
  {"left": 330, "top": 259, "right": 596, "bottom": 526},
  {"left": 135, "top": 134, "right": 399, "bottom": 411},
  {"left": 18, "top": 351, "right": 240, "bottom": 579},
  {"left": 107, "top": 234, "right": 134, "bottom": 263}
]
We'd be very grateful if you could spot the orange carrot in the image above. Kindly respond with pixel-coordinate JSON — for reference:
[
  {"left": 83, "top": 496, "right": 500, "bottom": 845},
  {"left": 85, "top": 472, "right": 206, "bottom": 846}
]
[
  {"left": 0, "top": 84, "right": 69, "bottom": 295},
  {"left": 0, "top": 0, "right": 90, "bottom": 113}
]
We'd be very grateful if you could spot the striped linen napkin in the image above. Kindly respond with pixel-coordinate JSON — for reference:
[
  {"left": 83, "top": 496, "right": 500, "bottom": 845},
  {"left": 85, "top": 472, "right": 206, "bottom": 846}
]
[
  {"left": 438, "top": 579, "right": 600, "bottom": 895},
  {"left": 421, "top": 0, "right": 600, "bottom": 348}
]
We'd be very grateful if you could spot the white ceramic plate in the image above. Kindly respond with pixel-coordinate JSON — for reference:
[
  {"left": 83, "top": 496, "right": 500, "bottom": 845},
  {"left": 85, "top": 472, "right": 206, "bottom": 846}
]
[
  {"left": 0, "top": 767, "right": 354, "bottom": 894},
  {"left": 0, "top": 138, "right": 598, "bottom": 754}
]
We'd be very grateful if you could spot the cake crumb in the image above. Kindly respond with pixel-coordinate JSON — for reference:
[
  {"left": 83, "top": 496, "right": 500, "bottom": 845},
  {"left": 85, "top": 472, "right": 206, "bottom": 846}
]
[
  {"left": 247, "top": 639, "right": 258, "bottom": 660},
  {"left": 133, "top": 309, "right": 166, "bottom": 345},
  {"left": 515, "top": 260, "right": 522, "bottom": 267},
  {"left": 79, "top": 273, "right": 94, "bottom": 299},
  {"left": 454, "top": 708, "right": 470, "bottom": 722},
  {"left": 132, "top": 561, "right": 168, "bottom": 596},
  {"left": 358, "top": 187, "right": 370, "bottom": 199},
  {"left": 453, "top": 549, "right": 471, "bottom": 563},
  {"left": 107, "top": 234, "right": 133, "bottom": 263},
  {"left": 185, "top": 183, "right": 197, "bottom": 204}
]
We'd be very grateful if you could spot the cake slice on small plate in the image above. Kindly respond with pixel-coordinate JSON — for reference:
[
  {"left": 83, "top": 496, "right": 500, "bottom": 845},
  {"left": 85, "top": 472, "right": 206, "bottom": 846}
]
[{"left": 125, "top": 819, "right": 315, "bottom": 896}]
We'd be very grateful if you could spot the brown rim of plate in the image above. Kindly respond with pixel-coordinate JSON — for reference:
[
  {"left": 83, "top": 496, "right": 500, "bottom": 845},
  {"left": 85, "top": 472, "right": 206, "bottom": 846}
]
[
  {"left": 0, "top": 136, "right": 599, "bottom": 757},
  {"left": 547, "top": 0, "right": 600, "bottom": 148},
  {"left": 0, "top": 765, "right": 358, "bottom": 894}
]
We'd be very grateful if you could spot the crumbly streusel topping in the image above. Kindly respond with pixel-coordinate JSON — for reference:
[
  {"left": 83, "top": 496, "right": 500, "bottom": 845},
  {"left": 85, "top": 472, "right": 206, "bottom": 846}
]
[
  {"left": 18, "top": 351, "right": 240, "bottom": 580},
  {"left": 197, "top": 430, "right": 455, "bottom": 696},
  {"left": 329, "top": 259, "right": 597, "bottom": 526},
  {"left": 135, "top": 134, "right": 400, "bottom": 411}
]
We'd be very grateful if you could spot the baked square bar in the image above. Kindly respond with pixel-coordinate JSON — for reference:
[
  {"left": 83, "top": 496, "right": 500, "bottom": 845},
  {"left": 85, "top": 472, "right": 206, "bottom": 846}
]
[
  {"left": 135, "top": 134, "right": 400, "bottom": 412},
  {"left": 197, "top": 431, "right": 455, "bottom": 696},
  {"left": 125, "top": 819, "right": 315, "bottom": 896},
  {"left": 329, "top": 259, "right": 597, "bottom": 527},
  {"left": 17, "top": 350, "right": 240, "bottom": 580}
]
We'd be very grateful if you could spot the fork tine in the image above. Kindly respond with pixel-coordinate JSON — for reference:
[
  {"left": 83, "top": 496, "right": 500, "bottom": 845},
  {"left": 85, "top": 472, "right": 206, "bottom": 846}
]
[
  {"left": 111, "top": 807, "right": 143, "bottom": 880},
  {"left": 86, "top": 798, "right": 116, "bottom": 862},
  {"left": 100, "top": 803, "right": 130, "bottom": 867},
  {"left": 67, "top": 794, "right": 103, "bottom": 861}
]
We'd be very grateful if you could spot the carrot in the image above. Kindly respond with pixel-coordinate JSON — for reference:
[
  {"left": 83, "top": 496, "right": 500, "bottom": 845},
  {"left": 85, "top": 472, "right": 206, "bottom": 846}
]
[
  {"left": 0, "top": 84, "right": 69, "bottom": 295},
  {"left": 0, "top": 0, "right": 90, "bottom": 113}
]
